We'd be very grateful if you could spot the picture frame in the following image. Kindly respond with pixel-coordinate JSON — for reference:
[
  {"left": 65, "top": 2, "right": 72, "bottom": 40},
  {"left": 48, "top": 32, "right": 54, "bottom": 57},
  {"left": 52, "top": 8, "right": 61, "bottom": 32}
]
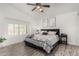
[
  {"left": 47, "top": 17, "right": 56, "bottom": 27},
  {"left": 42, "top": 17, "right": 56, "bottom": 28}
]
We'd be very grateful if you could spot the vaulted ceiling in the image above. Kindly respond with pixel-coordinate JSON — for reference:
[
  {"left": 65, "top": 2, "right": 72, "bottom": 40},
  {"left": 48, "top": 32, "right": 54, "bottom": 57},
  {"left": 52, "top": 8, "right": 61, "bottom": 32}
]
[{"left": 0, "top": 3, "right": 79, "bottom": 22}]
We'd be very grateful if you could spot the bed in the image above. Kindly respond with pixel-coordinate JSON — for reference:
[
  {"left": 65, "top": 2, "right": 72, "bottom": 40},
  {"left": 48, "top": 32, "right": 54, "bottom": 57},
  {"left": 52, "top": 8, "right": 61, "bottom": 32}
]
[{"left": 24, "top": 29, "right": 60, "bottom": 54}]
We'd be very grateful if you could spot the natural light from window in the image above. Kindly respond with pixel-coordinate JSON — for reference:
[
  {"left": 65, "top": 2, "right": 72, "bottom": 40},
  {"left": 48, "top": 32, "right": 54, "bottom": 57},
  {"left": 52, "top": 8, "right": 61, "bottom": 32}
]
[{"left": 8, "top": 24, "right": 27, "bottom": 35}]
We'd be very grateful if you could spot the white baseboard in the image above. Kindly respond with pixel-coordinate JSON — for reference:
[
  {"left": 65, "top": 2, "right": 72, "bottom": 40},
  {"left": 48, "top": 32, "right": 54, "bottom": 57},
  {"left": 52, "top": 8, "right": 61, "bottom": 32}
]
[
  {"left": 0, "top": 40, "right": 24, "bottom": 48},
  {"left": 68, "top": 42, "right": 79, "bottom": 46}
]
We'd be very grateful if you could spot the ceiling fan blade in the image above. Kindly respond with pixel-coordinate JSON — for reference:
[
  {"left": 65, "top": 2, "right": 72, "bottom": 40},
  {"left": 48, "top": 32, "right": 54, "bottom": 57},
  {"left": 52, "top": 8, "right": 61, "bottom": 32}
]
[
  {"left": 27, "top": 3, "right": 36, "bottom": 6},
  {"left": 32, "top": 7, "right": 37, "bottom": 11},
  {"left": 36, "top": 3, "right": 41, "bottom": 5},
  {"left": 42, "top": 5, "right": 50, "bottom": 7}
]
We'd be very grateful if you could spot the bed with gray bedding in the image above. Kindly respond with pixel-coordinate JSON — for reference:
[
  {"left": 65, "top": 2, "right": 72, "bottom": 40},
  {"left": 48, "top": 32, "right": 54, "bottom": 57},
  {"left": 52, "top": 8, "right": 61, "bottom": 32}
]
[{"left": 24, "top": 29, "right": 60, "bottom": 54}]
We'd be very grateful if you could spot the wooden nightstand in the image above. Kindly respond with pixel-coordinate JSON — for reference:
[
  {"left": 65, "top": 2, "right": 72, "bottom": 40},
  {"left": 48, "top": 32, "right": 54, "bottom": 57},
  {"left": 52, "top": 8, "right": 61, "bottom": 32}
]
[{"left": 60, "top": 33, "right": 67, "bottom": 45}]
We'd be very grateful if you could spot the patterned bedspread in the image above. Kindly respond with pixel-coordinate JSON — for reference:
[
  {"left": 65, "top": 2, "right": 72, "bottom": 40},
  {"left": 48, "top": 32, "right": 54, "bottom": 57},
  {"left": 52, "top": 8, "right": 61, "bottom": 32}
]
[{"left": 25, "top": 34, "right": 59, "bottom": 53}]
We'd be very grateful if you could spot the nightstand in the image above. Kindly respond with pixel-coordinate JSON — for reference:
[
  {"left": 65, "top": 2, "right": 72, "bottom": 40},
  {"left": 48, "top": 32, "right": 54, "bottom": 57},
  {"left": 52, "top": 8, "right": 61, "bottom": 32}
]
[{"left": 60, "top": 33, "right": 67, "bottom": 45}]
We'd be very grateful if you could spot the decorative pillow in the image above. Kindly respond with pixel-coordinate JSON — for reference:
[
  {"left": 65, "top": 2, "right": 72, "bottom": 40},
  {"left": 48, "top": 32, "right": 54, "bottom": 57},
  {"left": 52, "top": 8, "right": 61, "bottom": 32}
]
[
  {"left": 48, "top": 31, "right": 56, "bottom": 35},
  {"left": 42, "top": 32, "right": 48, "bottom": 35}
]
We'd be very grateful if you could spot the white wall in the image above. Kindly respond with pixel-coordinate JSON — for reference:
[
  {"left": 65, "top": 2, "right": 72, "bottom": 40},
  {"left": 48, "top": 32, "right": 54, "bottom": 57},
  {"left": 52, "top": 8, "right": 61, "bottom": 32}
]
[
  {"left": 31, "top": 11, "right": 79, "bottom": 46},
  {"left": 37, "top": 11, "right": 78, "bottom": 46},
  {"left": 0, "top": 4, "right": 79, "bottom": 47},
  {"left": 0, "top": 4, "right": 38, "bottom": 48},
  {"left": 76, "top": 12, "right": 79, "bottom": 45},
  {"left": 56, "top": 12, "right": 78, "bottom": 45},
  {"left": 0, "top": 19, "right": 41, "bottom": 48},
  {"left": 0, "top": 4, "right": 43, "bottom": 48},
  {"left": 0, "top": 17, "right": 29, "bottom": 48},
  {"left": 0, "top": 16, "right": 38, "bottom": 48}
]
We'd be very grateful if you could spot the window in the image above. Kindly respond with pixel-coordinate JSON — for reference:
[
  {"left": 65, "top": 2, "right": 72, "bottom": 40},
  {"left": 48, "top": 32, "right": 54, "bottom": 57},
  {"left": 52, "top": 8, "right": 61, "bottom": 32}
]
[
  {"left": 14, "top": 24, "right": 19, "bottom": 35},
  {"left": 19, "top": 24, "right": 26, "bottom": 35},
  {"left": 8, "top": 24, "right": 27, "bottom": 35},
  {"left": 8, "top": 24, "right": 14, "bottom": 35}
]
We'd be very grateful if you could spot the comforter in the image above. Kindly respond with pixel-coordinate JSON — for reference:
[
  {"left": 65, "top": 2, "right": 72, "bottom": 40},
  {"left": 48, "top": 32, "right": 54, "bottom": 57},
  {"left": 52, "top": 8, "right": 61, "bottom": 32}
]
[{"left": 25, "top": 34, "right": 59, "bottom": 53}]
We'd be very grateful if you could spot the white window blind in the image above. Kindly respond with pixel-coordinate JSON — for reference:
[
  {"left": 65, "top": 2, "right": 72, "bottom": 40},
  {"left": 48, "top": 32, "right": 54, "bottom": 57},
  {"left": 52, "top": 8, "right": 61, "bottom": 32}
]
[{"left": 8, "top": 24, "right": 27, "bottom": 35}]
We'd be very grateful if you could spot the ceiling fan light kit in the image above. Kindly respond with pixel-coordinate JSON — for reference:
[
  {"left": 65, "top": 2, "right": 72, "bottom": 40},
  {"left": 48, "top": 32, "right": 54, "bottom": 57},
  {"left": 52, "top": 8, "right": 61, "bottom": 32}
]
[
  {"left": 36, "top": 6, "right": 44, "bottom": 12},
  {"left": 39, "top": 8, "right": 43, "bottom": 12},
  {"left": 36, "top": 6, "right": 40, "bottom": 9},
  {"left": 27, "top": 3, "right": 50, "bottom": 12}
]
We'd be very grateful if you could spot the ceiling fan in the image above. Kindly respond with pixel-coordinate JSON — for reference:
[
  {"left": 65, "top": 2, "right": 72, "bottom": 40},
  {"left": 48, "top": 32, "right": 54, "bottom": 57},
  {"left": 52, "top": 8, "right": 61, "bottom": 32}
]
[{"left": 27, "top": 3, "right": 50, "bottom": 12}]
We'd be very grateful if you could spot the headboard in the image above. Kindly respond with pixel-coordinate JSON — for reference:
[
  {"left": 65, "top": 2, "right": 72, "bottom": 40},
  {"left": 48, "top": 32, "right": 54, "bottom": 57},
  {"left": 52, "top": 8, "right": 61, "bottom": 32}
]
[{"left": 41, "top": 29, "right": 60, "bottom": 36}]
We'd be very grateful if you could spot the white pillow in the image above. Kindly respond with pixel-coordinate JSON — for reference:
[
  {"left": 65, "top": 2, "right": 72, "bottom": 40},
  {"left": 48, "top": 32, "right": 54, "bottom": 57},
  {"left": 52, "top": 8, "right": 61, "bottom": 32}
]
[{"left": 48, "top": 31, "right": 56, "bottom": 35}]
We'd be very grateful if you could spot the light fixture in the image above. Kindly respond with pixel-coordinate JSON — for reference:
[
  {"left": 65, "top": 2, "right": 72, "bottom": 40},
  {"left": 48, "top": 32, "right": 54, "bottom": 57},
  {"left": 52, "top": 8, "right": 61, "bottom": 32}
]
[
  {"left": 36, "top": 6, "right": 40, "bottom": 9},
  {"left": 27, "top": 3, "right": 50, "bottom": 12},
  {"left": 39, "top": 8, "right": 43, "bottom": 12},
  {"left": 36, "top": 6, "right": 44, "bottom": 12}
]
